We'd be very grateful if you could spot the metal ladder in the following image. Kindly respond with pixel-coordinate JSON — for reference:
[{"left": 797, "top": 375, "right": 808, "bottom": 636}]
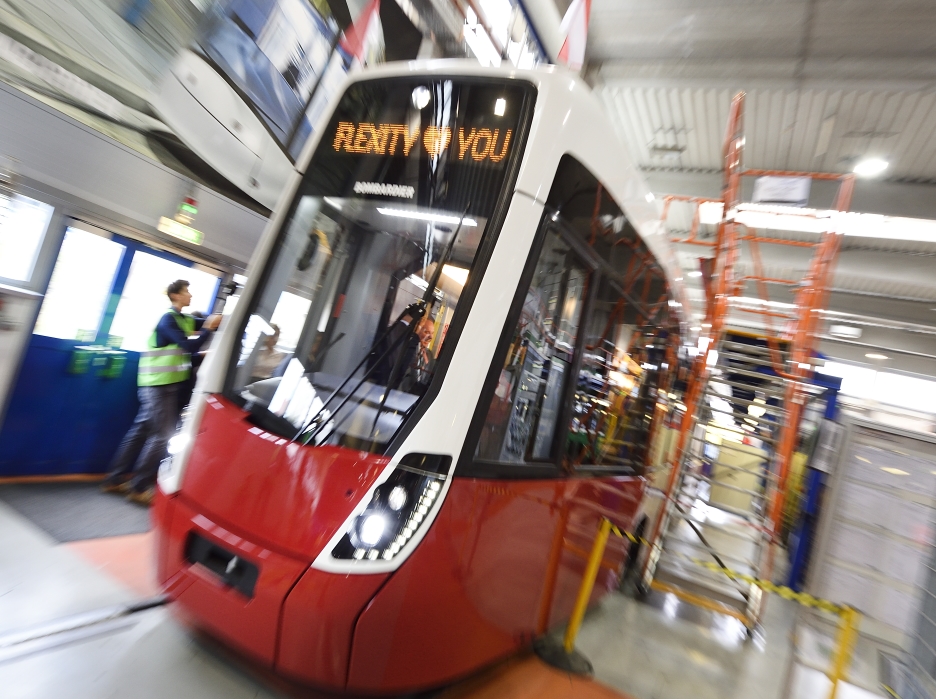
[
  {"left": 647, "top": 331, "right": 791, "bottom": 628},
  {"left": 639, "top": 90, "right": 857, "bottom": 631}
]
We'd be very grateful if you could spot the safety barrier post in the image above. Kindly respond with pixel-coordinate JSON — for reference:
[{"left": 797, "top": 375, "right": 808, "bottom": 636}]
[
  {"left": 534, "top": 517, "right": 614, "bottom": 675},
  {"left": 564, "top": 518, "right": 613, "bottom": 653},
  {"left": 827, "top": 606, "right": 861, "bottom": 699}
]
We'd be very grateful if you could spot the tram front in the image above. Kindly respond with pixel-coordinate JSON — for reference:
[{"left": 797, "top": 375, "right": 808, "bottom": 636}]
[{"left": 152, "top": 69, "right": 536, "bottom": 689}]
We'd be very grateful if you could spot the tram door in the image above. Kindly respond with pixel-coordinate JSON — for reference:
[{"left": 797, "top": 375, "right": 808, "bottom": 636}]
[{"left": 0, "top": 223, "right": 222, "bottom": 477}]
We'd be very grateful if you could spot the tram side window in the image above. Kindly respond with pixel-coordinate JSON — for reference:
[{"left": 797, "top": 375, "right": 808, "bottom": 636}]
[
  {"left": 472, "top": 154, "right": 679, "bottom": 473},
  {"left": 544, "top": 163, "right": 675, "bottom": 475},
  {"left": 475, "top": 229, "right": 589, "bottom": 463},
  {"left": 562, "top": 273, "right": 671, "bottom": 476}
]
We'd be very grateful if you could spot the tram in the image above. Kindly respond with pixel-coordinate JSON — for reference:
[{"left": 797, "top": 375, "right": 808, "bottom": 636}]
[{"left": 153, "top": 60, "right": 687, "bottom": 693}]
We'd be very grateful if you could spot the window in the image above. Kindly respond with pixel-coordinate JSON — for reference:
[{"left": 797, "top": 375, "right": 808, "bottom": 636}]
[
  {"left": 468, "top": 156, "right": 679, "bottom": 476},
  {"left": 32, "top": 226, "right": 222, "bottom": 347},
  {"left": 0, "top": 193, "right": 54, "bottom": 282},
  {"left": 33, "top": 228, "right": 126, "bottom": 340},
  {"left": 476, "top": 230, "right": 589, "bottom": 462},
  {"left": 564, "top": 274, "right": 671, "bottom": 473},
  {"left": 226, "top": 77, "right": 534, "bottom": 453},
  {"left": 108, "top": 253, "right": 219, "bottom": 351},
  {"left": 197, "top": 0, "right": 354, "bottom": 155}
]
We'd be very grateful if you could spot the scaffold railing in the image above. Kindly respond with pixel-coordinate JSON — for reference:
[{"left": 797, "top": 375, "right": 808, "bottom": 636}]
[{"left": 641, "top": 90, "right": 856, "bottom": 631}]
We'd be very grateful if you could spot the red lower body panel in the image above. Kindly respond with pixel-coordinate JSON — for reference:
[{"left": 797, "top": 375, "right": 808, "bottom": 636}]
[
  {"left": 158, "top": 495, "right": 309, "bottom": 666},
  {"left": 155, "top": 445, "right": 643, "bottom": 694},
  {"left": 348, "top": 519, "right": 520, "bottom": 693},
  {"left": 278, "top": 569, "right": 388, "bottom": 688}
]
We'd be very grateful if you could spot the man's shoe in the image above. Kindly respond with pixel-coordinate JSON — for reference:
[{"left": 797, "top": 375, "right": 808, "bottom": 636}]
[
  {"left": 100, "top": 481, "right": 130, "bottom": 494},
  {"left": 126, "top": 488, "right": 154, "bottom": 506}
]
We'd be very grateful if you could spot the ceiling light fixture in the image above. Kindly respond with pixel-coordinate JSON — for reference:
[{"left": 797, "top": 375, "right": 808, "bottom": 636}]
[
  {"left": 853, "top": 158, "right": 889, "bottom": 177},
  {"left": 411, "top": 86, "right": 430, "bottom": 110},
  {"left": 687, "top": 271, "right": 703, "bottom": 278},
  {"left": 865, "top": 353, "right": 888, "bottom": 360},
  {"left": 377, "top": 208, "right": 477, "bottom": 226}
]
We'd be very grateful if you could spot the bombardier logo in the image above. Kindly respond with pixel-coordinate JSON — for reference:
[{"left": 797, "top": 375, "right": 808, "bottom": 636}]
[{"left": 353, "top": 182, "right": 415, "bottom": 198}]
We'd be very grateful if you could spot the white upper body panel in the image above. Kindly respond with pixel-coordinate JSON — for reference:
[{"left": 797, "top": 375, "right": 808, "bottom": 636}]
[{"left": 293, "top": 60, "right": 689, "bottom": 315}]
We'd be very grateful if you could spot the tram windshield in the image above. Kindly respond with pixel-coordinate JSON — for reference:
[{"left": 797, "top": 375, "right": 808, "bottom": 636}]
[{"left": 226, "top": 76, "right": 533, "bottom": 452}]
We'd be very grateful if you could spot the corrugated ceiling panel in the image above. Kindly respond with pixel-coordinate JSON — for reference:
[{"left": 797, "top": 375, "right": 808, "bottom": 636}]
[{"left": 597, "top": 85, "right": 936, "bottom": 181}]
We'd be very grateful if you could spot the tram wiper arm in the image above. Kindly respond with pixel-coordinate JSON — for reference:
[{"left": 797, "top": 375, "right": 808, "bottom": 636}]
[
  {"left": 366, "top": 205, "right": 469, "bottom": 445},
  {"left": 292, "top": 302, "right": 423, "bottom": 443}
]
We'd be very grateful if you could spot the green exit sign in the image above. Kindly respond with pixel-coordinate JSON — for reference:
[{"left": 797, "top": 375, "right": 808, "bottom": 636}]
[{"left": 158, "top": 216, "right": 204, "bottom": 245}]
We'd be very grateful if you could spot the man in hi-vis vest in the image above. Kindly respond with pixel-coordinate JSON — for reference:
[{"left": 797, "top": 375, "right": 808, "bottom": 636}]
[{"left": 102, "top": 280, "right": 221, "bottom": 504}]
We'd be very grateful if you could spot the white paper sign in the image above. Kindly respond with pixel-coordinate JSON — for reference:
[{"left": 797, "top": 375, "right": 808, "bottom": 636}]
[{"left": 752, "top": 176, "right": 811, "bottom": 206}]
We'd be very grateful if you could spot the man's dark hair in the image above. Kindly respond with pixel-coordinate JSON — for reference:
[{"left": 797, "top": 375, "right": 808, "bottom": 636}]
[{"left": 167, "top": 279, "right": 190, "bottom": 298}]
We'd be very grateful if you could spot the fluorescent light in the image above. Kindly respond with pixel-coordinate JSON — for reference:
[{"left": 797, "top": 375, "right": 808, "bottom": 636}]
[
  {"left": 698, "top": 201, "right": 725, "bottom": 225},
  {"left": 690, "top": 326, "right": 701, "bottom": 331},
  {"left": 880, "top": 467, "right": 909, "bottom": 476},
  {"left": 442, "top": 264, "right": 469, "bottom": 285},
  {"left": 377, "top": 208, "right": 477, "bottom": 226},
  {"left": 494, "top": 98, "right": 506, "bottom": 116},
  {"left": 691, "top": 201, "right": 936, "bottom": 244},
  {"left": 854, "top": 158, "right": 888, "bottom": 177},
  {"left": 829, "top": 324, "right": 862, "bottom": 339},
  {"left": 865, "top": 353, "right": 888, "bottom": 360},
  {"left": 687, "top": 271, "right": 703, "bottom": 278},
  {"left": 730, "top": 296, "right": 797, "bottom": 310},
  {"left": 645, "top": 192, "right": 655, "bottom": 202},
  {"left": 702, "top": 323, "right": 712, "bottom": 328}
]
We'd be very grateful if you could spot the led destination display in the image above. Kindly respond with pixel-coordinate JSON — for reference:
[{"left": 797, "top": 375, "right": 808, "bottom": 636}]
[
  {"left": 333, "top": 122, "right": 512, "bottom": 162},
  {"left": 303, "top": 77, "right": 534, "bottom": 214}
]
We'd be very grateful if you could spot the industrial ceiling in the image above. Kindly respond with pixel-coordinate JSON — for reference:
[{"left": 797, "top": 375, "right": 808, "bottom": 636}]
[{"left": 581, "top": 0, "right": 936, "bottom": 376}]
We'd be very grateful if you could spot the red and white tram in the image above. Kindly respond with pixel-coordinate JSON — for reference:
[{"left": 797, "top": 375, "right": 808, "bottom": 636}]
[{"left": 153, "top": 60, "right": 687, "bottom": 694}]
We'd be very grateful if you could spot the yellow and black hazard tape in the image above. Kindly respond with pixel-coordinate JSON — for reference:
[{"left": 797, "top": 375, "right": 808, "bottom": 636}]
[{"left": 605, "top": 522, "right": 844, "bottom": 615}]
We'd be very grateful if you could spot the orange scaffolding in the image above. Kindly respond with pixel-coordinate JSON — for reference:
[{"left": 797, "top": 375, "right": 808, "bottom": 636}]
[{"left": 641, "top": 91, "right": 855, "bottom": 630}]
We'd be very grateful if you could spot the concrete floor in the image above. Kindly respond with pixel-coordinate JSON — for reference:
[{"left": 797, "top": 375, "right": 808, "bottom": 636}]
[{"left": 0, "top": 495, "right": 892, "bottom": 699}]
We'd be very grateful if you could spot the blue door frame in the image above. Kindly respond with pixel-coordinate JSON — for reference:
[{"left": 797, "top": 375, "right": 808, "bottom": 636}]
[{"left": 0, "top": 227, "right": 221, "bottom": 477}]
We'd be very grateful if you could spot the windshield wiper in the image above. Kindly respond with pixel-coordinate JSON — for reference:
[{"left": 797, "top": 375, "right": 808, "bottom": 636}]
[
  {"left": 293, "top": 204, "right": 470, "bottom": 446},
  {"left": 365, "top": 212, "right": 466, "bottom": 445}
]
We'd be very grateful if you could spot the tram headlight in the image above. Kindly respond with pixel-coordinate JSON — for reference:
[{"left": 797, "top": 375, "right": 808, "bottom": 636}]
[
  {"left": 167, "top": 433, "right": 190, "bottom": 455},
  {"left": 359, "top": 514, "right": 386, "bottom": 546},
  {"left": 331, "top": 454, "right": 450, "bottom": 564},
  {"left": 387, "top": 486, "right": 407, "bottom": 511}
]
